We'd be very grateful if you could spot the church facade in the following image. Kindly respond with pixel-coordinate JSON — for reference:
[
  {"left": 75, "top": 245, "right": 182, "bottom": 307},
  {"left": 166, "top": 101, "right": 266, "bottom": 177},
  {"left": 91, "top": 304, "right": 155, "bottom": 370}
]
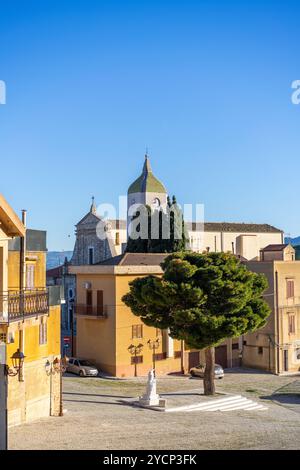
[{"left": 70, "top": 155, "right": 283, "bottom": 267}]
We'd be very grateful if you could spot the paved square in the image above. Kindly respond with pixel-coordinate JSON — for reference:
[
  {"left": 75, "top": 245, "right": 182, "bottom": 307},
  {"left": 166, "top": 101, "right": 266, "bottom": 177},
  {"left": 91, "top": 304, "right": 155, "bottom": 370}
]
[{"left": 8, "top": 369, "right": 300, "bottom": 450}]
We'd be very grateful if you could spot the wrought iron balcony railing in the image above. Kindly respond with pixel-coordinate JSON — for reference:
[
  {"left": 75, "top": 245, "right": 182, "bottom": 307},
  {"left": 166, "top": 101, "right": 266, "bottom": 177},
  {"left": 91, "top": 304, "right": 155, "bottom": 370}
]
[
  {"left": 75, "top": 304, "right": 107, "bottom": 318},
  {"left": 0, "top": 289, "right": 49, "bottom": 323}
]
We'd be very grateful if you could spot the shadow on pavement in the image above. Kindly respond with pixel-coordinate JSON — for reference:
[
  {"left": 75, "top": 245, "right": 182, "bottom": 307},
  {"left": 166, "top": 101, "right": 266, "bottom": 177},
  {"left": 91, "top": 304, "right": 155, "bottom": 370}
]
[
  {"left": 63, "top": 392, "right": 133, "bottom": 399},
  {"left": 271, "top": 394, "right": 300, "bottom": 405},
  {"left": 63, "top": 399, "right": 128, "bottom": 406},
  {"left": 223, "top": 367, "right": 273, "bottom": 375}
]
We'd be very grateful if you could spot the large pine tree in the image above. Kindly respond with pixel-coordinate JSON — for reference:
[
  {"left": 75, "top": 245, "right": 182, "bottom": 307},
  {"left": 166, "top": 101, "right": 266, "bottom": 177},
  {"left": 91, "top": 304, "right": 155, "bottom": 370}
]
[{"left": 123, "top": 252, "right": 271, "bottom": 395}]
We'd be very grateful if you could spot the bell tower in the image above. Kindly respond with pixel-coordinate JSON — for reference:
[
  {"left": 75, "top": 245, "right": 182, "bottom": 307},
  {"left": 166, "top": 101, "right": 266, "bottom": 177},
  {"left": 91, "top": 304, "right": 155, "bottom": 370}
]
[{"left": 127, "top": 155, "right": 167, "bottom": 232}]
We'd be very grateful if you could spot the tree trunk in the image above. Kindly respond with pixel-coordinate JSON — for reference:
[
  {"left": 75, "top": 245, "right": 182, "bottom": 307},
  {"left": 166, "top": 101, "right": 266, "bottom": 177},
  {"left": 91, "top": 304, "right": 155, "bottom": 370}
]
[{"left": 203, "top": 346, "right": 215, "bottom": 395}]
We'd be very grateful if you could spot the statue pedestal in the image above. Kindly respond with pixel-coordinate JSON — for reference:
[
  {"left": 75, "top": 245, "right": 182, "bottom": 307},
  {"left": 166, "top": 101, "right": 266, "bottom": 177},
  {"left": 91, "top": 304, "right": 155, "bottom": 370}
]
[{"left": 139, "top": 394, "right": 160, "bottom": 407}]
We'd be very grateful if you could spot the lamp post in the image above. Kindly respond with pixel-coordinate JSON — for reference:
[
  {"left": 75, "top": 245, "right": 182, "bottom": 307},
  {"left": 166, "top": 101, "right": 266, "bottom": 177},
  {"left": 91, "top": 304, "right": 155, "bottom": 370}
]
[
  {"left": 69, "top": 298, "right": 75, "bottom": 356},
  {"left": 147, "top": 338, "right": 160, "bottom": 376},
  {"left": 45, "top": 357, "right": 66, "bottom": 417},
  {"left": 128, "top": 343, "right": 143, "bottom": 377}
]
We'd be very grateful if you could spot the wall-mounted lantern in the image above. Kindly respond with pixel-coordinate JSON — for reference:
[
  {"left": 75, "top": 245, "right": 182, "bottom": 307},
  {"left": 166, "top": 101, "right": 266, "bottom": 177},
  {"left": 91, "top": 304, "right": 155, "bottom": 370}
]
[{"left": 5, "top": 348, "right": 25, "bottom": 378}]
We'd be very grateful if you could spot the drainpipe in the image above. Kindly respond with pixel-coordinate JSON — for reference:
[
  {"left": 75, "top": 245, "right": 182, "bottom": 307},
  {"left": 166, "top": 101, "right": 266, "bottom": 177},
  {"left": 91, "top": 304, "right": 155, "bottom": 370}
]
[
  {"left": 275, "top": 270, "right": 280, "bottom": 375},
  {"left": 19, "top": 210, "right": 27, "bottom": 292},
  {"left": 19, "top": 210, "right": 27, "bottom": 382}
]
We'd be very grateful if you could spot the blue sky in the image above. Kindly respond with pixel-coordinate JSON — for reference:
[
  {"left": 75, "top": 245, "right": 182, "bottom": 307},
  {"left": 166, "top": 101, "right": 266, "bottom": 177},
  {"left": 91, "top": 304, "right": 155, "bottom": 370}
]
[{"left": 0, "top": 0, "right": 299, "bottom": 250}]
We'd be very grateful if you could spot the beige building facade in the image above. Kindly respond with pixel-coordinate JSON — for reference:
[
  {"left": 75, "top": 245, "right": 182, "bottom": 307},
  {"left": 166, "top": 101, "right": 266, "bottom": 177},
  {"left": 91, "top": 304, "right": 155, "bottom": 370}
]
[
  {"left": 70, "top": 254, "right": 195, "bottom": 377},
  {"left": 243, "top": 245, "right": 300, "bottom": 374}
]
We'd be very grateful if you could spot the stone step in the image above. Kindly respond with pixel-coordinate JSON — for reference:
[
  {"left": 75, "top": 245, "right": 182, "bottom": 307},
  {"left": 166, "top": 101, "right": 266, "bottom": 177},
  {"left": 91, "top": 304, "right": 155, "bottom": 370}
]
[
  {"left": 166, "top": 394, "right": 267, "bottom": 413},
  {"left": 185, "top": 397, "right": 251, "bottom": 411},
  {"left": 166, "top": 395, "right": 243, "bottom": 413}
]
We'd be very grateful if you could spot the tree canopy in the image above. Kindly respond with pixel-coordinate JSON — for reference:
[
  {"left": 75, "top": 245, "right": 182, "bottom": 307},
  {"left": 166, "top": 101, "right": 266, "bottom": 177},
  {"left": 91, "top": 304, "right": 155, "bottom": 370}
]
[
  {"left": 122, "top": 251, "right": 271, "bottom": 350},
  {"left": 126, "top": 195, "right": 187, "bottom": 253}
]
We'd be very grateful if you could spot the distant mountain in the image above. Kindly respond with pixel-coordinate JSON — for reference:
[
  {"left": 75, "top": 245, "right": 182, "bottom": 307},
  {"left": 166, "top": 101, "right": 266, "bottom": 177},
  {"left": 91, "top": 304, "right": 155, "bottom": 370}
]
[
  {"left": 47, "top": 251, "right": 73, "bottom": 270},
  {"left": 285, "top": 236, "right": 300, "bottom": 246}
]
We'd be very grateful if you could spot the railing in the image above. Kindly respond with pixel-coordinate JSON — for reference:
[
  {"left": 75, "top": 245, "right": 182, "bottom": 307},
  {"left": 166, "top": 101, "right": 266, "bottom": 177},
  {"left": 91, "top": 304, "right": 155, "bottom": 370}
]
[
  {"left": 0, "top": 289, "right": 49, "bottom": 323},
  {"left": 75, "top": 304, "right": 107, "bottom": 318}
]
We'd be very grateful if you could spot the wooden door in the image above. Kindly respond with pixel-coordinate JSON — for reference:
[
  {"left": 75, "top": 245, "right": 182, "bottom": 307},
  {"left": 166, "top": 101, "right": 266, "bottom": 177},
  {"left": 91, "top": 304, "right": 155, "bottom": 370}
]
[{"left": 215, "top": 345, "right": 228, "bottom": 369}]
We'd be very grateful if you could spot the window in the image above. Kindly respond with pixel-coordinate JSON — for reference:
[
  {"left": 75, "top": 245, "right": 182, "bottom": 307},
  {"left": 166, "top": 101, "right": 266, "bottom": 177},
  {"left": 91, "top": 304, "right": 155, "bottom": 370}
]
[
  {"left": 258, "top": 346, "right": 263, "bottom": 355},
  {"left": 8, "top": 332, "right": 15, "bottom": 343},
  {"left": 132, "top": 324, "right": 143, "bottom": 339},
  {"left": 68, "top": 358, "right": 74, "bottom": 365},
  {"left": 295, "top": 348, "right": 300, "bottom": 362},
  {"left": 115, "top": 232, "right": 120, "bottom": 246},
  {"left": 174, "top": 351, "right": 182, "bottom": 359},
  {"left": 39, "top": 317, "right": 47, "bottom": 345},
  {"left": 154, "top": 352, "right": 167, "bottom": 361},
  {"left": 131, "top": 355, "right": 143, "bottom": 364},
  {"left": 97, "top": 290, "right": 104, "bottom": 316},
  {"left": 26, "top": 264, "right": 35, "bottom": 289},
  {"left": 68, "top": 288, "right": 74, "bottom": 299},
  {"left": 288, "top": 314, "right": 295, "bottom": 334},
  {"left": 232, "top": 343, "right": 239, "bottom": 350},
  {"left": 74, "top": 360, "right": 79, "bottom": 367},
  {"left": 0, "top": 333, "right": 7, "bottom": 344},
  {"left": 86, "top": 290, "right": 93, "bottom": 315},
  {"left": 88, "top": 247, "right": 94, "bottom": 265},
  {"left": 287, "top": 280, "right": 295, "bottom": 299}
]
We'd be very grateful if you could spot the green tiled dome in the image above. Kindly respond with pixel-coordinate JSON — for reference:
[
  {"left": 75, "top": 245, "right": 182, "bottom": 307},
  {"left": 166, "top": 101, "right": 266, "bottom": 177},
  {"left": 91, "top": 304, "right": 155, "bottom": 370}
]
[{"left": 128, "top": 156, "right": 166, "bottom": 195}]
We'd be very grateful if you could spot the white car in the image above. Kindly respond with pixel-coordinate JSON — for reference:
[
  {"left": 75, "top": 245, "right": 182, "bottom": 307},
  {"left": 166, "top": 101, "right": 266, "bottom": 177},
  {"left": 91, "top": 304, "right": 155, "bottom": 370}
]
[
  {"left": 66, "top": 357, "right": 99, "bottom": 377},
  {"left": 190, "top": 363, "right": 224, "bottom": 379}
]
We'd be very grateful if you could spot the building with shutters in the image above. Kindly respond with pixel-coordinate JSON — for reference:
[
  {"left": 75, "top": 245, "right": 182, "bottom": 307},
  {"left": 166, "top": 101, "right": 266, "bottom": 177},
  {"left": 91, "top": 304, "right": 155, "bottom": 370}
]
[
  {"left": 242, "top": 244, "right": 300, "bottom": 374},
  {"left": 0, "top": 194, "right": 62, "bottom": 433},
  {"left": 70, "top": 253, "right": 186, "bottom": 377}
]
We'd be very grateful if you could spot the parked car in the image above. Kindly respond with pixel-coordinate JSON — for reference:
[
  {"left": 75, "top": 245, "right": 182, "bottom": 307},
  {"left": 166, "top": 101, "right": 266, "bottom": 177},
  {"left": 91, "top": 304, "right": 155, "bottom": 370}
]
[
  {"left": 66, "top": 357, "right": 99, "bottom": 377},
  {"left": 190, "top": 363, "right": 224, "bottom": 379}
]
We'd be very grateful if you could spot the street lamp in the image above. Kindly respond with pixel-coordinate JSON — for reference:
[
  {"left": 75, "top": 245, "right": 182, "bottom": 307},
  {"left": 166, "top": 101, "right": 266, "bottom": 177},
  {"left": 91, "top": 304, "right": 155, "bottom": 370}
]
[
  {"left": 5, "top": 348, "right": 25, "bottom": 379},
  {"left": 147, "top": 338, "right": 160, "bottom": 376},
  {"left": 128, "top": 343, "right": 143, "bottom": 377},
  {"left": 45, "top": 357, "right": 67, "bottom": 417},
  {"left": 69, "top": 298, "right": 75, "bottom": 356}
]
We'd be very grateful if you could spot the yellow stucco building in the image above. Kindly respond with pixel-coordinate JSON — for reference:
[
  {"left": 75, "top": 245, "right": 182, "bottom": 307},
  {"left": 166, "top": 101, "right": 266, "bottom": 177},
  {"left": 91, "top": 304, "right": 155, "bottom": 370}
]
[
  {"left": 70, "top": 253, "right": 188, "bottom": 377},
  {"left": 0, "top": 194, "right": 62, "bottom": 440},
  {"left": 243, "top": 244, "right": 300, "bottom": 374}
]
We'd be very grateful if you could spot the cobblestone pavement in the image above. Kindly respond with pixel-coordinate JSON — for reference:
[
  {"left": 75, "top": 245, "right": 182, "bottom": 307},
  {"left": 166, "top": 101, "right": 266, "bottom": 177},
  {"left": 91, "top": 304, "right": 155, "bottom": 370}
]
[{"left": 8, "top": 369, "right": 300, "bottom": 450}]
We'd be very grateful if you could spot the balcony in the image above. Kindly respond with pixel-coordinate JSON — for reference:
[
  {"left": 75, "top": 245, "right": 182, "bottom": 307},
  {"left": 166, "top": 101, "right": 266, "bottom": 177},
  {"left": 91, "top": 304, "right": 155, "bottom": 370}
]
[
  {"left": 0, "top": 289, "right": 49, "bottom": 323},
  {"left": 75, "top": 304, "right": 107, "bottom": 319}
]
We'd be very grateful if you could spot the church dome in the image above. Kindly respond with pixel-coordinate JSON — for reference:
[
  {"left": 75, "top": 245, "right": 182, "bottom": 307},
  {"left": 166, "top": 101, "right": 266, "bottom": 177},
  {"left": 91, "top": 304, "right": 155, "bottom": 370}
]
[{"left": 128, "top": 156, "right": 167, "bottom": 195}]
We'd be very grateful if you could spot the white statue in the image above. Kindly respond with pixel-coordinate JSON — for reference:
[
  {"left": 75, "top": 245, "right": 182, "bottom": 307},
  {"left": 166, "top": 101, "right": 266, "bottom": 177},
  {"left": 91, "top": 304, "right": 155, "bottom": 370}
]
[{"left": 139, "top": 369, "right": 160, "bottom": 406}]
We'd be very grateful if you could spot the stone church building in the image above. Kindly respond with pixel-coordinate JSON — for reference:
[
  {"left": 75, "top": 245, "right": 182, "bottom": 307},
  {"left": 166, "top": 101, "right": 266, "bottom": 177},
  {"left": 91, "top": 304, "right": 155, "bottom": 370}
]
[{"left": 71, "top": 154, "right": 283, "bottom": 266}]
